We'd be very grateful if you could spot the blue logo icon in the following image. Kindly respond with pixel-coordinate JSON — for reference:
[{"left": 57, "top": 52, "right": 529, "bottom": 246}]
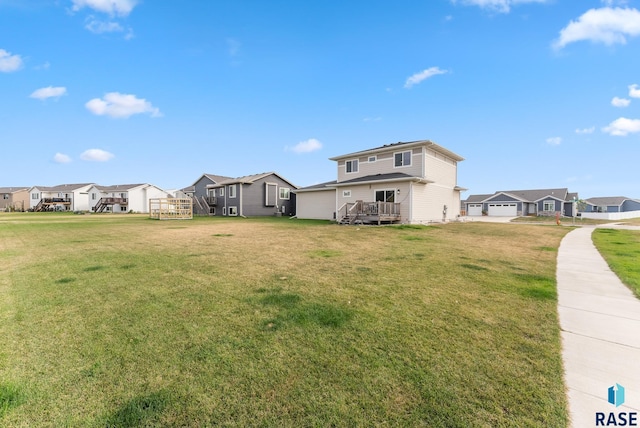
[{"left": 608, "top": 384, "right": 625, "bottom": 407}]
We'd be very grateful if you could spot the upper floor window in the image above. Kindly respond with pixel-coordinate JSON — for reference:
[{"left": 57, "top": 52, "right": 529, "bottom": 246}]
[
  {"left": 219, "top": 188, "right": 225, "bottom": 197},
  {"left": 3, "top": 194, "right": 9, "bottom": 200},
  {"left": 228, "top": 185, "right": 236, "bottom": 198},
  {"left": 32, "top": 193, "right": 40, "bottom": 199},
  {"left": 279, "top": 187, "right": 290, "bottom": 200},
  {"left": 394, "top": 151, "right": 412, "bottom": 167},
  {"left": 346, "top": 159, "right": 358, "bottom": 173},
  {"left": 368, "top": 156, "right": 376, "bottom": 162}
]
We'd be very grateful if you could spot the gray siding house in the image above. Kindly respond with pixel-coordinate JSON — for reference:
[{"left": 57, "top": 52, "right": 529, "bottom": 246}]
[
  {"left": 186, "top": 173, "right": 233, "bottom": 215},
  {"left": 205, "top": 172, "right": 297, "bottom": 217},
  {"left": 583, "top": 197, "right": 640, "bottom": 213},
  {"left": 464, "top": 188, "right": 579, "bottom": 217}
]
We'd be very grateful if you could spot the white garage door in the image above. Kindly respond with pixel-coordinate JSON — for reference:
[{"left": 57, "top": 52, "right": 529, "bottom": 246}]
[
  {"left": 488, "top": 203, "right": 517, "bottom": 216},
  {"left": 468, "top": 204, "right": 482, "bottom": 216}
]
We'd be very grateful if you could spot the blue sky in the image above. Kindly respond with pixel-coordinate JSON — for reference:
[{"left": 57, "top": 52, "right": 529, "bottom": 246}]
[{"left": 1, "top": 0, "right": 639, "bottom": 198}]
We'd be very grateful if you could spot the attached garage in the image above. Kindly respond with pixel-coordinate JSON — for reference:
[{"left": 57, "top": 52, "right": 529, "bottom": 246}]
[
  {"left": 467, "top": 203, "right": 483, "bottom": 216},
  {"left": 488, "top": 203, "right": 517, "bottom": 217}
]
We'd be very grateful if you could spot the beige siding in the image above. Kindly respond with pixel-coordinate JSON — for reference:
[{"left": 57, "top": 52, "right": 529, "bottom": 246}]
[
  {"left": 296, "top": 189, "right": 336, "bottom": 220},
  {"left": 336, "top": 148, "right": 423, "bottom": 182},
  {"left": 424, "top": 148, "right": 458, "bottom": 187},
  {"left": 410, "top": 183, "right": 461, "bottom": 223}
]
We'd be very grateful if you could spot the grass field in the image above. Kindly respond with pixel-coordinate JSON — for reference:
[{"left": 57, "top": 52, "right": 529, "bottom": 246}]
[
  {"left": 592, "top": 228, "right": 640, "bottom": 298},
  {"left": 0, "top": 213, "right": 570, "bottom": 426}
]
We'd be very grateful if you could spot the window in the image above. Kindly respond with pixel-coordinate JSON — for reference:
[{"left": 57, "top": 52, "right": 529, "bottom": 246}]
[
  {"left": 91, "top": 193, "right": 97, "bottom": 200},
  {"left": 222, "top": 207, "right": 227, "bottom": 216},
  {"left": 345, "top": 159, "right": 358, "bottom": 173},
  {"left": 265, "top": 183, "right": 277, "bottom": 206},
  {"left": 343, "top": 190, "right": 352, "bottom": 198},
  {"left": 368, "top": 156, "right": 376, "bottom": 162},
  {"left": 3, "top": 194, "right": 8, "bottom": 200},
  {"left": 120, "top": 206, "right": 127, "bottom": 212},
  {"left": 543, "top": 200, "right": 555, "bottom": 211},
  {"left": 219, "top": 188, "right": 225, "bottom": 197},
  {"left": 394, "top": 151, "right": 412, "bottom": 167},
  {"left": 32, "top": 193, "right": 39, "bottom": 199},
  {"left": 375, "top": 190, "right": 395, "bottom": 203},
  {"left": 229, "top": 206, "right": 237, "bottom": 216},
  {"left": 229, "top": 185, "right": 236, "bottom": 198},
  {"left": 279, "top": 187, "right": 290, "bottom": 200}
]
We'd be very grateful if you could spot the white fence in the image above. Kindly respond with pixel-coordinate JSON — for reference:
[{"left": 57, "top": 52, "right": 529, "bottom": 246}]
[{"left": 579, "top": 210, "right": 640, "bottom": 220}]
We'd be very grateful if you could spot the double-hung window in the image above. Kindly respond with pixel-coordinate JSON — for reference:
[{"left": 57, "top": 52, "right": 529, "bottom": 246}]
[
  {"left": 279, "top": 187, "right": 290, "bottom": 200},
  {"left": 543, "top": 200, "right": 555, "bottom": 211},
  {"left": 229, "top": 185, "right": 236, "bottom": 198},
  {"left": 345, "top": 159, "right": 358, "bottom": 173}
]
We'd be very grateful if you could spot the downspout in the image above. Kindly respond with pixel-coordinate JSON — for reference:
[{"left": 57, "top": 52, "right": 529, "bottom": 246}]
[{"left": 239, "top": 184, "right": 243, "bottom": 216}]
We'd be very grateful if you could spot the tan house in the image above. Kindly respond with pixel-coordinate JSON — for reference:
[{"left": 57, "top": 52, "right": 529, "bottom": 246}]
[
  {"left": 0, "top": 187, "right": 29, "bottom": 212},
  {"left": 296, "top": 140, "right": 466, "bottom": 224}
]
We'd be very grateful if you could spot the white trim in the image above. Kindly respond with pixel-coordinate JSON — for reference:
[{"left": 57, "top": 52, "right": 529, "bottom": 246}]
[
  {"left": 228, "top": 185, "right": 236, "bottom": 198},
  {"left": 368, "top": 156, "right": 376, "bottom": 162},
  {"left": 228, "top": 206, "right": 238, "bottom": 216},
  {"left": 342, "top": 190, "right": 352, "bottom": 198},
  {"left": 393, "top": 150, "right": 412, "bottom": 168}
]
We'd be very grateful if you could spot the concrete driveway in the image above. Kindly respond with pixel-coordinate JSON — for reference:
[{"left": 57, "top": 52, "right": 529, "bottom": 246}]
[{"left": 460, "top": 216, "right": 517, "bottom": 223}]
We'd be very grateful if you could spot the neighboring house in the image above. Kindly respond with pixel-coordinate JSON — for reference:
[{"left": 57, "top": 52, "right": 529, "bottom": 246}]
[
  {"left": 1, "top": 187, "right": 29, "bottom": 212},
  {"left": 463, "top": 188, "right": 579, "bottom": 217},
  {"left": 204, "top": 172, "right": 298, "bottom": 217},
  {"left": 187, "top": 173, "right": 233, "bottom": 215},
  {"left": 87, "top": 184, "right": 172, "bottom": 213},
  {"left": 297, "top": 140, "right": 466, "bottom": 224},
  {"left": 28, "top": 183, "right": 95, "bottom": 212},
  {"left": 580, "top": 197, "right": 640, "bottom": 220}
]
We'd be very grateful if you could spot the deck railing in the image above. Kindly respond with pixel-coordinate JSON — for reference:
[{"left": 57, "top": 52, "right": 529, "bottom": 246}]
[{"left": 339, "top": 201, "right": 401, "bottom": 223}]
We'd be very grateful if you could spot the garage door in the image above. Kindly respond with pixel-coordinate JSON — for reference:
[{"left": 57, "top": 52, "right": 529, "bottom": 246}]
[
  {"left": 468, "top": 204, "right": 482, "bottom": 216},
  {"left": 488, "top": 203, "right": 517, "bottom": 216}
]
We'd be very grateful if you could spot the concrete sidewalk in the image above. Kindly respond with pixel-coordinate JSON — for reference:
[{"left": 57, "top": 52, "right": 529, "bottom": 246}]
[{"left": 557, "top": 226, "right": 640, "bottom": 427}]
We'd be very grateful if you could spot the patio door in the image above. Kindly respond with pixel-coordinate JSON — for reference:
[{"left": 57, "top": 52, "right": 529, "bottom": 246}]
[{"left": 375, "top": 189, "right": 395, "bottom": 203}]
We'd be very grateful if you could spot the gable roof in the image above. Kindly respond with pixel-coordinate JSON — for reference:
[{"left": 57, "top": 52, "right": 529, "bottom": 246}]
[
  {"left": 499, "top": 188, "right": 570, "bottom": 202},
  {"left": 464, "top": 194, "right": 494, "bottom": 203},
  {"left": 586, "top": 196, "right": 640, "bottom": 206},
  {"left": 0, "top": 187, "right": 28, "bottom": 193},
  {"left": 329, "top": 140, "right": 464, "bottom": 162},
  {"left": 30, "top": 183, "right": 95, "bottom": 192},
  {"left": 93, "top": 184, "right": 148, "bottom": 192},
  {"left": 207, "top": 172, "right": 298, "bottom": 189},
  {"left": 191, "top": 173, "right": 233, "bottom": 187}
]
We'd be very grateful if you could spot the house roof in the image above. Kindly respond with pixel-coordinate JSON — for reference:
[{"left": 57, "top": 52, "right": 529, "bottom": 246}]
[
  {"left": 31, "top": 183, "right": 95, "bottom": 192},
  {"left": 586, "top": 196, "right": 640, "bottom": 206},
  {"left": 328, "top": 172, "right": 433, "bottom": 187},
  {"left": 94, "top": 184, "right": 147, "bottom": 192},
  {"left": 499, "top": 188, "right": 571, "bottom": 202},
  {"left": 464, "top": 194, "right": 494, "bottom": 203},
  {"left": 207, "top": 172, "right": 298, "bottom": 189},
  {"left": 295, "top": 180, "right": 338, "bottom": 192},
  {"left": 329, "top": 140, "right": 464, "bottom": 162},
  {"left": 191, "top": 173, "right": 233, "bottom": 186},
  {"left": 0, "top": 187, "right": 28, "bottom": 193}
]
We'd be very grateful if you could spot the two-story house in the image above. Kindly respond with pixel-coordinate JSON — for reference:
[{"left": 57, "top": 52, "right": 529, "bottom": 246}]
[
  {"left": 204, "top": 172, "right": 298, "bottom": 217},
  {"left": 296, "top": 140, "right": 466, "bottom": 224},
  {"left": 87, "top": 183, "right": 172, "bottom": 213},
  {"left": 28, "top": 183, "right": 94, "bottom": 211},
  {"left": 1, "top": 187, "right": 29, "bottom": 212}
]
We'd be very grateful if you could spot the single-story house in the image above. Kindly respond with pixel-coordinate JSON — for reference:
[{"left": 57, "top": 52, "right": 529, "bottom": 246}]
[
  {"left": 463, "top": 188, "right": 579, "bottom": 217},
  {"left": 580, "top": 197, "right": 640, "bottom": 220},
  {"left": 296, "top": 140, "right": 466, "bottom": 224}
]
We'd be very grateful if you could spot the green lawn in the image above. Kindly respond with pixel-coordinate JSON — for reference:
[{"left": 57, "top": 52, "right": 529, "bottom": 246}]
[
  {"left": 592, "top": 228, "right": 640, "bottom": 298},
  {"left": 0, "top": 213, "right": 569, "bottom": 426}
]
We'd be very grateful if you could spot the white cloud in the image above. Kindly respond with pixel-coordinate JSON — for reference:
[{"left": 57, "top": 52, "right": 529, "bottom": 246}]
[
  {"left": 289, "top": 138, "right": 323, "bottom": 154},
  {"left": 85, "top": 18, "right": 124, "bottom": 34},
  {"left": 575, "top": 126, "right": 595, "bottom": 134},
  {"left": 363, "top": 117, "right": 382, "bottom": 122},
  {"left": 71, "top": 0, "right": 137, "bottom": 16},
  {"left": 602, "top": 117, "right": 640, "bottom": 136},
  {"left": 53, "top": 153, "right": 72, "bottom": 164},
  {"left": 629, "top": 84, "right": 640, "bottom": 98},
  {"left": 553, "top": 7, "right": 640, "bottom": 49},
  {"left": 450, "top": 0, "right": 549, "bottom": 14},
  {"left": 80, "top": 149, "right": 115, "bottom": 162},
  {"left": 0, "top": 49, "right": 23, "bottom": 72},
  {"left": 85, "top": 92, "right": 162, "bottom": 119},
  {"left": 30, "top": 86, "right": 67, "bottom": 100},
  {"left": 546, "top": 136, "right": 562, "bottom": 145},
  {"left": 404, "top": 67, "right": 448, "bottom": 88},
  {"left": 611, "top": 96, "right": 631, "bottom": 107}
]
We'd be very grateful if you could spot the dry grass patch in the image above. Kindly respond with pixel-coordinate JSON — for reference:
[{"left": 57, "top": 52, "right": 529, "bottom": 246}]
[{"left": 0, "top": 213, "right": 569, "bottom": 426}]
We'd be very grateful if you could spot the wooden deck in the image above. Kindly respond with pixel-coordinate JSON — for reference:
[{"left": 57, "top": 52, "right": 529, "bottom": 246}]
[{"left": 338, "top": 201, "right": 401, "bottom": 225}]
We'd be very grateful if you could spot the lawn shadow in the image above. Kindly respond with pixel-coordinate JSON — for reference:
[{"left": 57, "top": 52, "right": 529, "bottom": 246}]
[{"left": 104, "top": 391, "right": 171, "bottom": 428}]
